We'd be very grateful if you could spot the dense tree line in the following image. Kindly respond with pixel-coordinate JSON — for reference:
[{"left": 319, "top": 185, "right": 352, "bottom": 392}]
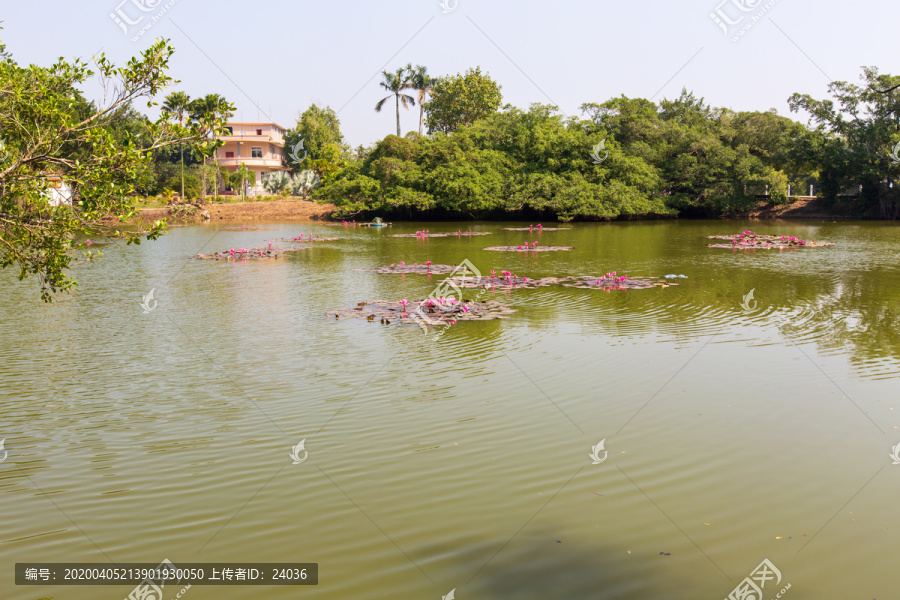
[{"left": 316, "top": 66, "right": 900, "bottom": 220}]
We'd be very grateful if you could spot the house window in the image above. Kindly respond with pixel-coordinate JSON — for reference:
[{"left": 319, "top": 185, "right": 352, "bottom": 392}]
[
  {"left": 224, "top": 126, "right": 233, "bottom": 134},
  {"left": 251, "top": 147, "right": 263, "bottom": 158},
  {"left": 225, "top": 151, "right": 234, "bottom": 158},
  {"left": 256, "top": 129, "right": 262, "bottom": 136}
]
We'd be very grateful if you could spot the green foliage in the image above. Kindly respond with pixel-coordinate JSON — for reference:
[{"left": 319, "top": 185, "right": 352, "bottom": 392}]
[
  {"left": 170, "top": 203, "right": 198, "bottom": 217},
  {"left": 291, "top": 170, "right": 321, "bottom": 197},
  {"left": 425, "top": 67, "right": 503, "bottom": 134},
  {"left": 789, "top": 66, "right": 900, "bottom": 217},
  {"left": 409, "top": 64, "right": 435, "bottom": 135},
  {"left": 375, "top": 65, "right": 416, "bottom": 136},
  {"left": 284, "top": 104, "right": 345, "bottom": 172},
  {"left": 0, "top": 35, "right": 216, "bottom": 301},
  {"left": 229, "top": 165, "right": 256, "bottom": 194},
  {"left": 263, "top": 171, "right": 291, "bottom": 196}
]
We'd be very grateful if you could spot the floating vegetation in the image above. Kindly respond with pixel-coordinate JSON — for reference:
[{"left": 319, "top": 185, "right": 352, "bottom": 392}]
[
  {"left": 562, "top": 275, "right": 678, "bottom": 290},
  {"left": 191, "top": 247, "right": 281, "bottom": 260},
  {"left": 269, "top": 236, "right": 339, "bottom": 242},
  {"left": 444, "top": 271, "right": 567, "bottom": 290},
  {"left": 484, "top": 245, "right": 574, "bottom": 252},
  {"left": 359, "top": 262, "right": 475, "bottom": 275},
  {"left": 706, "top": 230, "right": 835, "bottom": 249},
  {"left": 391, "top": 230, "right": 492, "bottom": 238},
  {"left": 327, "top": 299, "right": 516, "bottom": 323},
  {"left": 502, "top": 226, "right": 570, "bottom": 231},
  {"left": 442, "top": 269, "right": 673, "bottom": 291}
]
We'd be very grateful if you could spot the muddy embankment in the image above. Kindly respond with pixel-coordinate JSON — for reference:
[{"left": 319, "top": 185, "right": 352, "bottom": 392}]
[
  {"left": 132, "top": 200, "right": 337, "bottom": 223},
  {"left": 730, "top": 196, "right": 859, "bottom": 220}
]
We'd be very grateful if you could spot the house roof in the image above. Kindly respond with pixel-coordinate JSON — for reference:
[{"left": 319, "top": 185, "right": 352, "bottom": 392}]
[{"left": 226, "top": 122, "right": 287, "bottom": 129}]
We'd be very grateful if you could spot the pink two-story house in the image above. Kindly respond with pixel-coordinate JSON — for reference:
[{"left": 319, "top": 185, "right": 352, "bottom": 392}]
[{"left": 211, "top": 122, "right": 289, "bottom": 194}]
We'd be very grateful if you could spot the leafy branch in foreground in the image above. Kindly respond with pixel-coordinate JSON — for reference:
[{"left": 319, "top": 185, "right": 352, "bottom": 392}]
[{"left": 0, "top": 36, "right": 226, "bottom": 301}]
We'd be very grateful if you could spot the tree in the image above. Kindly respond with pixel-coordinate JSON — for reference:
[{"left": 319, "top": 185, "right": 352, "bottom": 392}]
[
  {"left": 410, "top": 65, "right": 435, "bottom": 136},
  {"left": 283, "top": 104, "right": 344, "bottom": 172},
  {"left": 161, "top": 91, "right": 191, "bottom": 198},
  {"left": 189, "top": 93, "right": 234, "bottom": 200},
  {"left": 231, "top": 163, "right": 255, "bottom": 200},
  {"left": 375, "top": 65, "right": 415, "bottom": 136},
  {"left": 789, "top": 67, "right": 900, "bottom": 216},
  {"left": 0, "top": 36, "right": 212, "bottom": 301},
  {"left": 425, "top": 67, "right": 503, "bottom": 134}
]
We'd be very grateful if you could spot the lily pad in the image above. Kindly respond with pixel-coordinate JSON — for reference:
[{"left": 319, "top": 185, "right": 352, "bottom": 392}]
[
  {"left": 484, "top": 246, "right": 574, "bottom": 252},
  {"left": 327, "top": 299, "right": 515, "bottom": 324},
  {"left": 269, "top": 236, "right": 340, "bottom": 242},
  {"left": 443, "top": 274, "right": 570, "bottom": 290},
  {"left": 706, "top": 231, "right": 834, "bottom": 249},
  {"left": 358, "top": 263, "right": 476, "bottom": 275},
  {"left": 191, "top": 248, "right": 282, "bottom": 260},
  {"left": 502, "top": 227, "right": 571, "bottom": 231},
  {"left": 390, "top": 231, "right": 492, "bottom": 238},
  {"left": 562, "top": 276, "right": 677, "bottom": 290}
]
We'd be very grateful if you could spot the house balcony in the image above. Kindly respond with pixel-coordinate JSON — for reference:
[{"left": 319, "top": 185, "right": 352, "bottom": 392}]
[
  {"left": 219, "top": 134, "right": 285, "bottom": 146},
  {"left": 215, "top": 157, "right": 286, "bottom": 169}
]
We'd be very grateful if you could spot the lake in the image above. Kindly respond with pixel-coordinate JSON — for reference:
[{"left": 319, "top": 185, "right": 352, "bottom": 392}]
[{"left": 2, "top": 219, "right": 899, "bottom": 599}]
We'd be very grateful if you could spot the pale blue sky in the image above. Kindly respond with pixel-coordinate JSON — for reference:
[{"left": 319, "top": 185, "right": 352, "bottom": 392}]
[{"left": 2, "top": 0, "right": 897, "bottom": 146}]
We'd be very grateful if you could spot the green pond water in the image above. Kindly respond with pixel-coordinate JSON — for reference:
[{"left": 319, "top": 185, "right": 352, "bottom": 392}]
[{"left": 1, "top": 219, "right": 899, "bottom": 599}]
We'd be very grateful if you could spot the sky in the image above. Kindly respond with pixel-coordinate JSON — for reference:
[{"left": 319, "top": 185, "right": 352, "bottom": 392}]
[{"left": 2, "top": 0, "right": 898, "bottom": 147}]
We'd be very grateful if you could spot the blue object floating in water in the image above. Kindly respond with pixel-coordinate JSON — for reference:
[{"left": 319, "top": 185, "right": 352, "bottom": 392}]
[{"left": 663, "top": 274, "right": 688, "bottom": 279}]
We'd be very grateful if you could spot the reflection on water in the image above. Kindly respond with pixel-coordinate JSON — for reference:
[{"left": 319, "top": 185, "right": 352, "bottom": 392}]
[{"left": 1, "top": 219, "right": 899, "bottom": 600}]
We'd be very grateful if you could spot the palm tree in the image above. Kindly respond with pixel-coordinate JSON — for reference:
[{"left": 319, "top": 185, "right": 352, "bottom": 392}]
[
  {"left": 410, "top": 65, "right": 435, "bottom": 136},
  {"left": 375, "top": 66, "right": 415, "bottom": 136},
  {"left": 161, "top": 91, "right": 192, "bottom": 198},
  {"left": 190, "top": 94, "right": 234, "bottom": 201}
]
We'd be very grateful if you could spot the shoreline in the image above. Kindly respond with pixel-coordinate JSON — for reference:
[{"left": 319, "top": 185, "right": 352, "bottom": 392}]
[
  {"left": 126, "top": 196, "right": 859, "bottom": 225},
  {"left": 131, "top": 199, "right": 337, "bottom": 223}
]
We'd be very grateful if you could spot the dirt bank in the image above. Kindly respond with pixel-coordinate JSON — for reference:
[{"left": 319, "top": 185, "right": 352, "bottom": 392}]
[
  {"left": 133, "top": 200, "right": 336, "bottom": 223},
  {"left": 731, "top": 196, "right": 858, "bottom": 220}
]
